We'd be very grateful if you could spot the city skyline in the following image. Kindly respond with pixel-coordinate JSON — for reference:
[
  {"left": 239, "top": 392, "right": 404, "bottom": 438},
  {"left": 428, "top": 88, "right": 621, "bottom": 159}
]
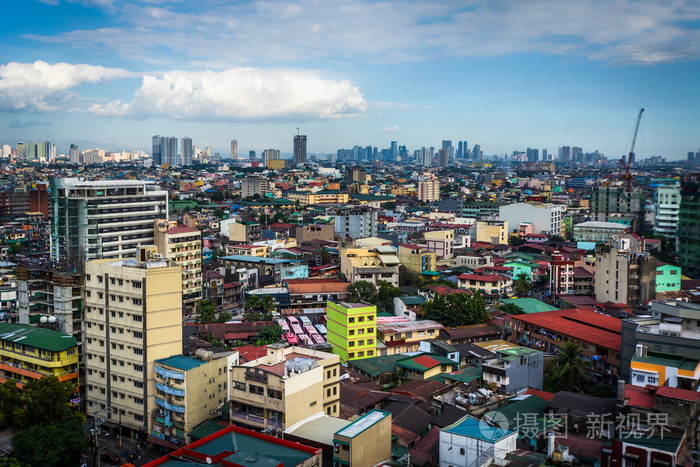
[{"left": 0, "top": 1, "right": 699, "bottom": 159}]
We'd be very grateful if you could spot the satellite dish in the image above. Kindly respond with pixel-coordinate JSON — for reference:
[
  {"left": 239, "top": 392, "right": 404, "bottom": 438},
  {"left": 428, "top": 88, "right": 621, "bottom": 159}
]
[
  {"left": 40, "top": 316, "right": 48, "bottom": 323},
  {"left": 206, "top": 457, "right": 213, "bottom": 465},
  {"left": 48, "top": 316, "right": 57, "bottom": 323}
]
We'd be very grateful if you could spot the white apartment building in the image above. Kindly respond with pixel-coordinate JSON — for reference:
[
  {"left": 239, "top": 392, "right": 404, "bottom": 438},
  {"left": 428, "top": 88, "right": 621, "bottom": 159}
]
[
  {"left": 499, "top": 202, "right": 566, "bottom": 237},
  {"left": 334, "top": 206, "right": 378, "bottom": 239},
  {"left": 50, "top": 178, "right": 168, "bottom": 263},
  {"left": 654, "top": 184, "right": 681, "bottom": 236},
  {"left": 418, "top": 178, "right": 440, "bottom": 202}
]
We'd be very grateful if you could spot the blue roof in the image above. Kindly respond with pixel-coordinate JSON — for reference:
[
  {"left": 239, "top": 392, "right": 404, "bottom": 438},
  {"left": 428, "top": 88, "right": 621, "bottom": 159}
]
[
  {"left": 221, "top": 255, "right": 300, "bottom": 264},
  {"left": 156, "top": 354, "right": 208, "bottom": 371},
  {"left": 442, "top": 414, "right": 515, "bottom": 442}
]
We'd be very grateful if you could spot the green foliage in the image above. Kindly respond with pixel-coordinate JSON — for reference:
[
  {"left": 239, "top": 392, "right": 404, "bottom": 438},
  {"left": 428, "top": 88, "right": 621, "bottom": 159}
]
[
  {"left": 513, "top": 272, "right": 532, "bottom": 297},
  {"left": 588, "top": 383, "right": 616, "bottom": 398},
  {"left": 257, "top": 324, "right": 284, "bottom": 346},
  {"left": 0, "top": 457, "right": 23, "bottom": 467},
  {"left": 12, "top": 419, "right": 86, "bottom": 467},
  {"left": 499, "top": 303, "right": 524, "bottom": 315},
  {"left": 375, "top": 280, "right": 401, "bottom": 313},
  {"left": 320, "top": 246, "right": 332, "bottom": 265},
  {"left": 0, "top": 381, "right": 22, "bottom": 428},
  {"left": 244, "top": 294, "right": 273, "bottom": 321},
  {"left": 420, "top": 290, "right": 489, "bottom": 327},
  {"left": 509, "top": 235, "right": 526, "bottom": 246},
  {"left": 195, "top": 300, "right": 216, "bottom": 324},
  {"left": 217, "top": 311, "right": 232, "bottom": 323},
  {"left": 399, "top": 265, "right": 421, "bottom": 288},
  {"left": 12, "top": 376, "right": 84, "bottom": 428},
  {"left": 347, "top": 280, "right": 377, "bottom": 303},
  {"left": 550, "top": 342, "right": 589, "bottom": 391}
]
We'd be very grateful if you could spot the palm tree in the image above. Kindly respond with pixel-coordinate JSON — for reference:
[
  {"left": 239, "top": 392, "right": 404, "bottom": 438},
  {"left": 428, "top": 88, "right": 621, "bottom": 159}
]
[
  {"left": 513, "top": 272, "right": 532, "bottom": 297},
  {"left": 246, "top": 294, "right": 261, "bottom": 312},
  {"left": 261, "top": 295, "right": 275, "bottom": 319},
  {"left": 553, "top": 342, "right": 589, "bottom": 391}
]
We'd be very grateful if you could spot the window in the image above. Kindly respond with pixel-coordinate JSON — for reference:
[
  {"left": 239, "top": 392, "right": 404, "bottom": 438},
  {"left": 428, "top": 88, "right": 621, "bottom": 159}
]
[
  {"left": 133, "top": 331, "right": 143, "bottom": 339},
  {"left": 233, "top": 381, "right": 246, "bottom": 391},
  {"left": 460, "top": 448, "right": 465, "bottom": 455},
  {"left": 267, "top": 388, "right": 282, "bottom": 399},
  {"left": 249, "top": 385, "right": 264, "bottom": 396},
  {"left": 134, "top": 397, "right": 144, "bottom": 405},
  {"left": 348, "top": 317, "right": 354, "bottom": 323},
  {"left": 333, "top": 386, "right": 337, "bottom": 395},
  {"left": 134, "top": 348, "right": 143, "bottom": 356},
  {"left": 98, "top": 276, "right": 103, "bottom": 283},
  {"left": 327, "top": 388, "right": 331, "bottom": 397},
  {"left": 635, "top": 374, "right": 645, "bottom": 383},
  {"left": 333, "top": 368, "right": 337, "bottom": 376},
  {"left": 367, "top": 350, "right": 373, "bottom": 356},
  {"left": 134, "top": 364, "right": 143, "bottom": 372},
  {"left": 133, "top": 315, "right": 143, "bottom": 322},
  {"left": 133, "top": 281, "right": 142, "bottom": 289},
  {"left": 358, "top": 316, "right": 364, "bottom": 322},
  {"left": 358, "top": 351, "right": 364, "bottom": 357},
  {"left": 349, "top": 352, "right": 355, "bottom": 359},
  {"left": 133, "top": 298, "right": 142, "bottom": 306},
  {"left": 349, "top": 341, "right": 355, "bottom": 347},
  {"left": 67, "top": 348, "right": 75, "bottom": 356},
  {"left": 134, "top": 414, "right": 144, "bottom": 422}
]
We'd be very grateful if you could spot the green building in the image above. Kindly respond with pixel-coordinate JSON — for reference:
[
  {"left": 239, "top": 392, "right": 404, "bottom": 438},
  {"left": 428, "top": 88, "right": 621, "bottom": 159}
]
[
  {"left": 326, "top": 301, "right": 377, "bottom": 362},
  {"left": 655, "top": 263, "right": 681, "bottom": 293},
  {"left": 503, "top": 260, "right": 537, "bottom": 282},
  {"left": 678, "top": 174, "right": 700, "bottom": 278}
]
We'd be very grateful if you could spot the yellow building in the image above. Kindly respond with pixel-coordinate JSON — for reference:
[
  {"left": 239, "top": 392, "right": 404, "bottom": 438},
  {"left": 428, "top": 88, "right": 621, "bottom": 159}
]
[
  {"left": 376, "top": 320, "right": 444, "bottom": 355},
  {"left": 224, "top": 244, "right": 270, "bottom": 257},
  {"left": 152, "top": 352, "right": 238, "bottom": 445},
  {"left": 476, "top": 220, "right": 509, "bottom": 245},
  {"left": 229, "top": 344, "right": 340, "bottom": 431},
  {"left": 84, "top": 246, "right": 183, "bottom": 435},
  {"left": 423, "top": 229, "right": 455, "bottom": 259},
  {"left": 267, "top": 159, "right": 285, "bottom": 170},
  {"left": 340, "top": 246, "right": 399, "bottom": 287},
  {"left": 333, "top": 410, "right": 392, "bottom": 466},
  {"left": 398, "top": 244, "right": 437, "bottom": 273},
  {"left": 326, "top": 301, "right": 377, "bottom": 362},
  {"left": 0, "top": 323, "right": 79, "bottom": 389},
  {"left": 154, "top": 220, "right": 202, "bottom": 310},
  {"left": 287, "top": 191, "right": 350, "bottom": 205}
]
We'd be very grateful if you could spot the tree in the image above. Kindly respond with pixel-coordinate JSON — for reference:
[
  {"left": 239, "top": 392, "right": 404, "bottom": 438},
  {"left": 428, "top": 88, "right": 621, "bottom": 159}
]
[
  {"left": 499, "top": 303, "right": 523, "bottom": 315},
  {"left": 399, "top": 265, "right": 421, "bottom": 288},
  {"left": 509, "top": 236, "right": 526, "bottom": 246},
  {"left": 420, "top": 291, "right": 489, "bottom": 327},
  {"left": 320, "top": 246, "right": 332, "bottom": 265},
  {"left": 513, "top": 273, "right": 532, "bottom": 297},
  {"left": 375, "top": 280, "right": 401, "bottom": 313},
  {"left": 216, "top": 310, "right": 232, "bottom": 323},
  {"left": 551, "top": 342, "right": 589, "bottom": 391},
  {"left": 12, "top": 419, "right": 86, "bottom": 467},
  {"left": 0, "top": 381, "right": 22, "bottom": 427},
  {"left": 257, "top": 324, "right": 283, "bottom": 346},
  {"left": 195, "top": 300, "right": 216, "bottom": 324},
  {"left": 246, "top": 295, "right": 261, "bottom": 312},
  {"left": 261, "top": 295, "right": 275, "bottom": 317},
  {"left": 347, "top": 280, "right": 377, "bottom": 304}
]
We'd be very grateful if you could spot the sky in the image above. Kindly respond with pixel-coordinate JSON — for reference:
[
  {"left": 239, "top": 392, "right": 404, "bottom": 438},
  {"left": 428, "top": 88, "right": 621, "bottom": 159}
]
[{"left": 0, "top": 0, "right": 699, "bottom": 159}]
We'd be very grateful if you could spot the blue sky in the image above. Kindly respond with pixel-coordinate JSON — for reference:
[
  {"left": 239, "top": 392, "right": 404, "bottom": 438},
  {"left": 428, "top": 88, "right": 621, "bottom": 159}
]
[{"left": 0, "top": 0, "right": 699, "bottom": 159}]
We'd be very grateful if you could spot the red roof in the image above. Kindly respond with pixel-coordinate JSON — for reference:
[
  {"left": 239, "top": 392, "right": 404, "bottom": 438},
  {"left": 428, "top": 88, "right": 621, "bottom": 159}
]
[
  {"left": 167, "top": 226, "right": 200, "bottom": 234},
  {"left": 411, "top": 355, "right": 441, "bottom": 369},
  {"left": 457, "top": 273, "right": 506, "bottom": 282},
  {"left": 398, "top": 243, "right": 423, "bottom": 250},
  {"left": 524, "top": 388, "right": 555, "bottom": 402},
  {"left": 286, "top": 278, "right": 350, "bottom": 295},
  {"left": 512, "top": 308, "right": 622, "bottom": 351},
  {"left": 624, "top": 384, "right": 655, "bottom": 409},
  {"left": 655, "top": 385, "right": 700, "bottom": 402}
]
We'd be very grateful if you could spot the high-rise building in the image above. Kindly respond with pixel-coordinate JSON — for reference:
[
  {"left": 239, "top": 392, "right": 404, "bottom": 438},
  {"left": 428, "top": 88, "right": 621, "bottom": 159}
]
[
  {"left": 457, "top": 141, "right": 463, "bottom": 158},
  {"left": 590, "top": 185, "right": 646, "bottom": 233},
  {"left": 334, "top": 206, "right": 377, "bottom": 239},
  {"left": 594, "top": 237, "right": 657, "bottom": 307},
  {"left": 542, "top": 149, "right": 548, "bottom": 161},
  {"left": 390, "top": 141, "right": 398, "bottom": 161},
  {"left": 50, "top": 178, "right": 168, "bottom": 263},
  {"left": 180, "top": 137, "right": 193, "bottom": 166},
  {"left": 154, "top": 220, "right": 203, "bottom": 309},
  {"left": 473, "top": 144, "right": 482, "bottom": 160},
  {"left": 419, "top": 147, "right": 433, "bottom": 167},
  {"left": 559, "top": 146, "right": 571, "bottom": 162},
  {"left": 230, "top": 140, "right": 238, "bottom": 160},
  {"left": 1, "top": 144, "right": 11, "bottom": 158},
  {"left": 526, "top": 148, "right": 539, "bottom": 162},
  {"left": 294, "top": 134, "right": 307, "bottom": 166},
  {"left": 326, "top": 300, "right": 377, "bottom": 362},
  {"left": 84, "top": 246, "right": 182, "bottom": 435},
  {"left": 678, "top": 174, "right": 700, "bottom": 278},
  {"left": 438, "top": 149, "right": 449, "bottom": 168},
  {"left": 240, "top": 176, "right": 269, "bottom": 198},
  {"left": 418, "top": 177, "right": 440, "bottom": 202},
  {"left": 164, "top": 137, "right": 178, "bottom": 166},
  {"left": 15, "top": 142, "right": 26, "bottom": 158},
  {"left": 262, "top": 149, "right": 280, "bottom": 165},
  {"left": 152, "top": 135, "right": 163, "bottom": 166},
  {"left": 249, "top": 150, "right": 256, "bottom": 160},
  {"left": 654, "top": 184, "right": 681, "bottom": 237},
  {"left": 549, "top": 251, "right": 574, "bottom": 297},
  {"left": 69, "top": 144, "right": 80, "bottom": 164},
  {"left": 572, "top": 146, "right": 583, "bottom": 163}
]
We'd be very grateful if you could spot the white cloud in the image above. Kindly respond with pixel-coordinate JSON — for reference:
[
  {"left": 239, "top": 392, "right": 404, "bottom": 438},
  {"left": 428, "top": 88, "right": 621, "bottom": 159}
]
[
  {"left": 383, "top": 125, "right": 399, "bottom": 132},
  {"left": 0, "top": 61, "right": 132, "bottom": 111},
  {"left": 89, "top": 67, "right": 367, "bottom": 120},
  {"left": 24, "top": 0, "right": 700, "bottom": 65}
]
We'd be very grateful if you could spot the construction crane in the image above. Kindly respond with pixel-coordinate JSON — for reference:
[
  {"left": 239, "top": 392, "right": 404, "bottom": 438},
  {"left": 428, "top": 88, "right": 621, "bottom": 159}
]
[{"left": 619, "top": 108, "right": 644, "bottom": 193}]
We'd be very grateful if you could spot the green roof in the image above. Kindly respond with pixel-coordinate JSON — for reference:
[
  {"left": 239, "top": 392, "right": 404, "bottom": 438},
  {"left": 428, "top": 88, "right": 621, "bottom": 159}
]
[
  {"left": 397, "top": 353, "right": 457, "bottom": 372},
  {"left": 349, "top": 354, "right": 405, "bottom": 377},
  {"left": 350, "top": 194, "right": 396, "bottom": 201},
  {"left": 400, "top": 296, "right": 427, "bottom": 305},
  {"left": 496, "top": 346, "right": 541, "bottom": 361},
  {"left": 0, "top": 323, "right": 77, "bottom": 352},
  {"left": 494, "top": 395, "right": 554, "bottom": 435},
  {"left": 500, "top": 298, "right": 557, "bottom": 314},
  {"left": 430, "top": 366, "right": 482, "bottom": 384},
  {"left": 188, "top": 418, "right": 230, "bottom": 441},
  {"left": 156, "top": 354, "right": 209, "bottom": 371},
  {"left": 632, "top": 352, "right": 699, "bottom": 371}
]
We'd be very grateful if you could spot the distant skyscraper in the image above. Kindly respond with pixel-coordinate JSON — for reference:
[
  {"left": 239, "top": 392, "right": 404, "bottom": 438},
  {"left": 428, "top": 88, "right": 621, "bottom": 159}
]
[
  {"left": 69, "top": 144, "right": 79, "bottom": 164},
  {"left": 572, "top": 146, "right": 583, "bottom": 163},
  {"left": 457, "top": 141, "right": 463, "bottom": 158},
  {"left": 161, "top": 137, "right": 177, "bottom": 166},
  {"left": 559, "top": 146, "right": 571, "bottom": 162},
  {"left": 526, "top": 147, "right": 539, "bottom": 162},
  {"left": 390, "top": 141, "right": 398, "bottom": 161},
  {"left": 421, "top": 147, "right": 433, "bottom": 167},
  {"left": 294, "top": 134, "right": 307, "bottom": 166},
  {"left": 473, "top": 144, "right": 482, "bottom": 160},
  {"left": 231, "top": 140, "right": 238, "bottom": 160},
  {"left": 152, "top": 135, "right": 163, "bottom": 166},
  {"left": 181, "top": 137, "right": 193, "bottom": 166},
  {"left": 249, "top": 150, "right": 256, "bottom": 160},
  {"left": 263, "top": 149, "right": 280, "bottom": 165},
  {"left": 438, "top": 149, "right": 449, "bottom": 168},
  {"left": 542, "top": 149, "right": 548, "bottom": 161}
]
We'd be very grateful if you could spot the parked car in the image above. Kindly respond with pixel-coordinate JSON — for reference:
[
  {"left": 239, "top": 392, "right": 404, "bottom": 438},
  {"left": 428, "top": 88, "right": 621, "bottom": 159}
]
[{"left": 100, "top": 452, "right": 121, "bottom": 465}]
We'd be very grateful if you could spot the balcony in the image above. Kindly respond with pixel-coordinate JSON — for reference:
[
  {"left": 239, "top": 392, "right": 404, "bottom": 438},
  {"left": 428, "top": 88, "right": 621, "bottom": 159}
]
[{"left": 230, "top": 411, "right": 283, "bottom": 430}]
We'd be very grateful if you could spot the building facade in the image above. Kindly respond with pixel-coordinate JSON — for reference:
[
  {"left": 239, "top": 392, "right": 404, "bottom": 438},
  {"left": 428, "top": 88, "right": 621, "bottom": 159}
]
[
  {"left": 50, "top": 178, "right": 168, "bottom": 263},
  {"left": 326, "top": 301, "right": 377, "bottom": 362},
  {"left": 678, "top": 174, "right": 700, "bottom": 278},
  {"left": 476, "top": 220, "right": 508, "bottom": 245},
  {"left": 499, "top": 202, "right": 566, "bottom": 237},
  {"left": 154, "top": 220, "right": 203, "bottom": 309},
  {"left": 294, "top": 134, "right": 307, "bottom": 166},
  {"left": 418, "top": 178, "right": 440, "bottom": 202},
  {"left": 653, "top": 184, "right": 681, "bottom": 236},
  {"left": 84, "top": 247, "right": 183, "bottom": 434},
  {"left": 334, "top": 206, "right": 378, "bottom": 239}
]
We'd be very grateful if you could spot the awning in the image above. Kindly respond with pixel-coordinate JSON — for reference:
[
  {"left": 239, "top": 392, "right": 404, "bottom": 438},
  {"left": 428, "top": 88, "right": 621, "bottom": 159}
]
[
  {"left": 147, "top": 436, "right": 180, "bottom": 450},
  {"left": 379, "top": 255, "right": 400, "bottom": 265}
]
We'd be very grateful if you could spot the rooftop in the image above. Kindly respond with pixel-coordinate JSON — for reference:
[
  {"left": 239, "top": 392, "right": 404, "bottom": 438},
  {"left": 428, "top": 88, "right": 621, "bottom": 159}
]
[
  {"left": 377, "top": 320, "right": 443, "bottom": 335},
  {"left": 334, "top": 409, "right": 391, "bottom": 439},
  {"left": 442, "top": 414, "right": 515, "bottom": 443},
  {"left": 155, "top": 354, "right": 208, "bottom": 371},
  {"left": 500, "top": 298, "right": 557, "bottom": 314},
  {"left": 0, "top": 323, "right": 77, "bottom": 352}
]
